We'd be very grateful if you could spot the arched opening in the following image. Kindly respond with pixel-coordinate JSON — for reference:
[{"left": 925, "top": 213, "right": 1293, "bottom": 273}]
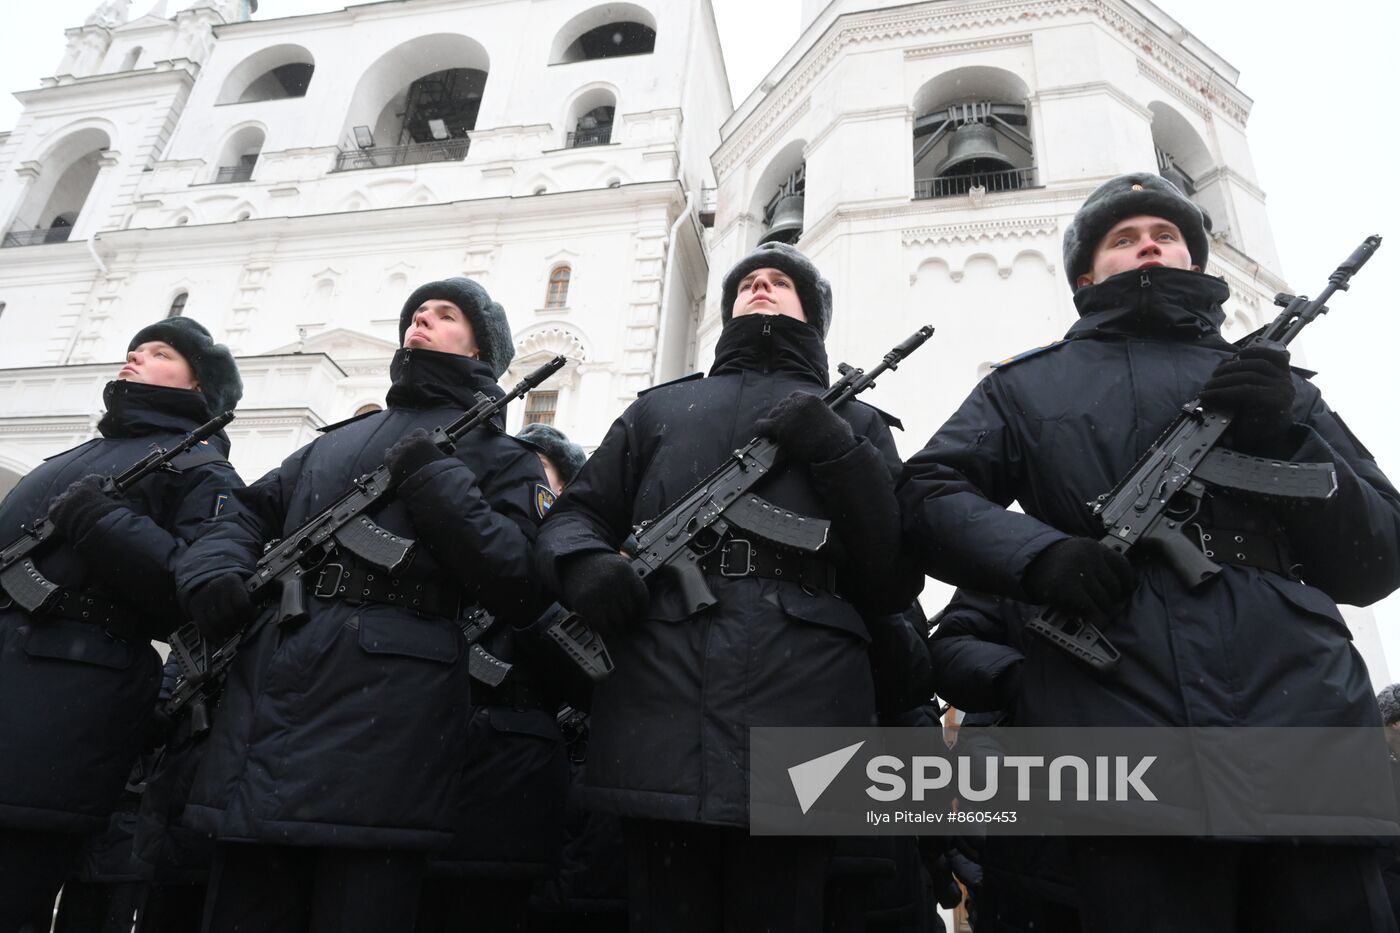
[
  {"left": 912, "top": 68, "right": 1035, "bottom": 200},
  {"left": 213, "top": 125, "right": 264, "bottom": 184},
  {"left": 217, "top": 45, "right": 316, "bottom": 104},
  {"left": 2, "top": 127, "right": 111, "bottom": 248},
  {"left": 545, "top": 265, "right": 571, "bottom": 308},
  {"left": 354, "top": 403, "right": 383, "bottom": 417},
  {"left": 336, "top": 34, "right": 488, "bottom": 171},
  {"left": 1146, "top": 100, "right": 1224, "bottom": 234},
  {"left": 167, "top": 290, "right": 188, "bottom": 318},
  {"left": 749, "top": 138, "right": 807, "bottom": 247},
  {"left": 551, "top": 5, "right": 657, "bottom": 64},
  {"left": 565, "top": 87, "right": 616, "bottom": 148}
]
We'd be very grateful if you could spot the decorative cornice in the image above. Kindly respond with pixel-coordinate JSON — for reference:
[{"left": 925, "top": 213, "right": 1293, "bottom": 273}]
[
  {"left": 904, "top": 32, "right": 1033, "bottom": 59},
  {"left": 903, "top": 215, "right": 1060, "bottom": 247},
  {"left": 740, "top": 99, "right": 811, "bottom": 173},
  {"left": 1137, "top": 59, "right": 1210, "bottom": 121},
  {"left": 1034, "top": 81, "right": 1154, "bottom": 123},
  {"left": 715, "top": 0, "right": 1253, "bottom": 176}
]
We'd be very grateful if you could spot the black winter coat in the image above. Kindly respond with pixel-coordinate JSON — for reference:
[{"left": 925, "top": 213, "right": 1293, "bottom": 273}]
[
  {"left": 537, "top": 314, "right": 916, "bottom": 826},
  {"left": 899, "top": 268, "right": 1400, "bottom": 832},
  {"left": 175, "top": 349, "right": 547, "bottom": 851},
  {"left": 0, "top": 382, "right": 241, "bottom": 834}
]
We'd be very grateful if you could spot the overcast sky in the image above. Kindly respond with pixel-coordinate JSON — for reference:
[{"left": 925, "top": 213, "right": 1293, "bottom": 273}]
[{"left": 4, "top": 0, "right": 1399, "bottom": 661}]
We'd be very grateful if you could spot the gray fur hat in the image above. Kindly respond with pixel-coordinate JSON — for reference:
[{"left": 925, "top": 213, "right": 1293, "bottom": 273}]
[
  {"left": 128, "top": 316, "right": 242, "bottom": 414},
  {"left": 1062, "top": 172, "right": 1212, "bottom": 289},
  {"left": 1379, "top": 685, "right": 1400, "bottom": 725},
  {"left": 720, "top": 242, "right": 833, "bottom": 337},
  {"left": 516, "top": 422, "right": 587, "bottom": 485},
  {"left": 399, "top": 276, "right": 514, "bottom": 378}
]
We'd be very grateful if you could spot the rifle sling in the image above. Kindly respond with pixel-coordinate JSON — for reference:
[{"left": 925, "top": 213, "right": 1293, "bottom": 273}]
[{"left": 35, "top": 588, "right": 144, "bottom": 640}]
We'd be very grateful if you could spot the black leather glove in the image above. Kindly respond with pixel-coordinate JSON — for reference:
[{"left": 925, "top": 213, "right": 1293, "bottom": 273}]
[
  {"left": 754, "top": 392, "right": 856, "bottom": 464},
  {"left": 386, "top": 429, "right": 448, "bottom": 486},
  {"left": 1022, "top": 538, "right": 1136, "bottom": 620},
  {"left": 558, "top": 551, "right": 649, "bottom": 636},
  {"left": 187, "top": 572, "right": 255, "bottom": 644},
  {"left": 47, "top": 475, "right": 122, "bottom": 541},
  {"left": 1198, "top": 345, "right": 1296, "bottom": 452}
]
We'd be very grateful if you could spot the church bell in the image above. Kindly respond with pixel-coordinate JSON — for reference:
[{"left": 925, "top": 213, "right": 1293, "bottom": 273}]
[
  {"left": 934, "top": 122, "right": 1016, "bottom": 178},
  {"left": 759, "top": 193, "right": 804, "bottom": 245}
]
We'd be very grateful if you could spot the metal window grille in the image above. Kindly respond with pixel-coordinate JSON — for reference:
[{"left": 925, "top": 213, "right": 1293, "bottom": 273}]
[{"left": 524, "top": 391, "right": 558, "bottom": 426}]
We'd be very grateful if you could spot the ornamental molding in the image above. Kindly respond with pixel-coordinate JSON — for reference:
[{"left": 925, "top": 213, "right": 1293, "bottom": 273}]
[
  {"left": 904, "top": 32, "right": 1033, "bottom": 59},
  {"left": 902, "top": 215, "right": 1060, "bottom": 247},
  {"left": 716, "top": 0, "right": 1252, "bottom": 176},
  {"left": 1034, "top": 81, "right": 1154, "bottom": 123},
  {"left": 1137, "top": 59, "right": 1210, "bottom": 121},
  {"left": 742, "top": 99, "right": 811, "bottom": 173},
  {"left": 512, "top": 324, "right": 590, "bottom": 365}
]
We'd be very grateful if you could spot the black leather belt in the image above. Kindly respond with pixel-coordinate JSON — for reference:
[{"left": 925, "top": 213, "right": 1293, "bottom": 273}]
[
  {"left": 1190, "top": 524, "right": 1299, "bottom": 579},
  {"left": 312, "top": 559, "right": 464, "bottom": 619},
  {"left": 43, "top": 589, "right": 143, "bottom": 639},
  {"left": 698, "top": 537, "right": 839, "bottom": 595}
]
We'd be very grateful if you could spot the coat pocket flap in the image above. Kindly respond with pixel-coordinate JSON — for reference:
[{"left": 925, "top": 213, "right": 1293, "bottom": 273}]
[
  {"left": 1260, "top": 576, "right": 1351, "bottom": 640},
  {"left": 23, "top": 621, "right": 135, "bottom": 670},
  {"left": 486, "top": 707, "right": 561, "bottom": 740},
  {"left": 777, "top": 586, "right": 869, "bottom": 642},
  {"left": 357, "top": 613, "right": 461, "bottom": 664}
]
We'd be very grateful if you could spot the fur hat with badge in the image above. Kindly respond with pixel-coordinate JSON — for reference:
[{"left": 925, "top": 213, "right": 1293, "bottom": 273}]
[
  {"left": 128, "top": 316, "right": 243, "bottom": 414},
  {"left": 399, "top": 276, "right": 515, "bottom": 378},
  {"left": 720, "top": 242, "right": 834, "bottom": 337},
  {"left": 1062, "top": 172, "right": 1213, "bottom": 289},
  {"left": 516, "top": 423, "right": 587, "bottom": 485}
]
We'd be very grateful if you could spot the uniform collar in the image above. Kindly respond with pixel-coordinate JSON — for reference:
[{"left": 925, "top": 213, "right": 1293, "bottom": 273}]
[
  {"left": 1068, "top": 267, "right": 1233, "bottom": 348},
  {"left": 709, "top": 313, "right": 830, "bottom": 386},
  {"left": 97, "top": 380, "right": 225, "bottom": 449},
  {"left": 386, "top": 347, "right": 506, "bottom": 412}
]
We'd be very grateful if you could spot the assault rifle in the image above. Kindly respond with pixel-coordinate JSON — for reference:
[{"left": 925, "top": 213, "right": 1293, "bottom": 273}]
[
  {"left": 1026, "top": 235, "right": 1382, "bottom": 673},
  {"left": 165, "top": 356, "right": 575, "bottom": 727},
  {"left": 547, "top": 324, "right": 935, "bottom": 641},
  {"left": 0, "top": 410, "right": 235, "bottom": 613}
]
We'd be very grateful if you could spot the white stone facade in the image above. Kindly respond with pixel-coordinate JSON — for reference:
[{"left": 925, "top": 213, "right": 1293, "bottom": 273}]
[{"left": 0, "top": 0, "right": 1387, "bottom": 681}]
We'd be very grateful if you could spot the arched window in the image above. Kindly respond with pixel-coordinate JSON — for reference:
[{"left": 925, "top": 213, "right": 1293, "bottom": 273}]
[
  {"left": 551, "top": 5, "right": 658, "bottom": 64},
  {"left": 3, "top": 127, "right": 110, "bottom": 248},
  {"left": 912, "top": 69, "right": 1035, "bottom": 201},
  {"left": 167, "top": 291, "right": 188, "bottom": 318},
  {"left": 218, "top": 45, "right": 316, "bottom": 104},
  {"left": 354, "top": 403, "right": 383, "bottom": 417},
  {"left": 214, "top": 126, "right": 265, "bottom": 184},
  {"left": 545, "top": 266, "right": 571, "bottom": 308}
]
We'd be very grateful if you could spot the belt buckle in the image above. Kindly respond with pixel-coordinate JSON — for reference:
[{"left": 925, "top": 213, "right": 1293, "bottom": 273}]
[
  {"left": 719, "top": 539, "right": 754, "bottom": 577},
  {"left": 313, "top": 562, "right": 346, "bottom": 598}
]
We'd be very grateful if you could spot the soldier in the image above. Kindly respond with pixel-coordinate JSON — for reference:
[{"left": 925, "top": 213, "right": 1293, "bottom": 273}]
[
  {"left": 417, "top": 421, "right": 587, "bottom": 933},
  {"left": 536, "top": 242, "right": 921, "bottom": 932},
  {"left": 174, "top": 278, "right": 548, "bottom": 933},
  {"left": 0, "top": 317, "right": 243, "bottom": 932},
  {"left": 899, "top": 173, "right": 1400, "bottom": 931}
]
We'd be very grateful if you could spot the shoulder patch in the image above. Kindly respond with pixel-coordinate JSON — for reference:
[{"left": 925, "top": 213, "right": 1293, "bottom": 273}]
[
  {"left": 534, "top": 483, "right": 557, "bottom": 519},
  {"left": 214, "top": 492, "right": 230, "bottom": 517},
  {"left": 637, "top": 372, "right": 704, "bottom": 397},
  {"left": 990, "top": 341, "right": 1068, "bottom": 370},
  {"left": 170, "top": 441, "right": 229, "bottom": 471},
  {"left": 317, "top": 408, "right": 381, "bottom": 434}
]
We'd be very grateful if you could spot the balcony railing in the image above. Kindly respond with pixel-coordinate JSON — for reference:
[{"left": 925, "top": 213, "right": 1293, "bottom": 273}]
[
  {"left": 331, "top": 138, "right": 470, "bottom": 172},
  {"left": 566, "top": 125, "right": 613, "bottom": 148},
  {"left": 213, "top": 164, "right": 255, "bottom": 184},
  {"left": 914, "top": 165, "right": 1038, "bottom": 200},
  {"left": 2, "top": 226, "right": 72, "bottom": 248}
]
